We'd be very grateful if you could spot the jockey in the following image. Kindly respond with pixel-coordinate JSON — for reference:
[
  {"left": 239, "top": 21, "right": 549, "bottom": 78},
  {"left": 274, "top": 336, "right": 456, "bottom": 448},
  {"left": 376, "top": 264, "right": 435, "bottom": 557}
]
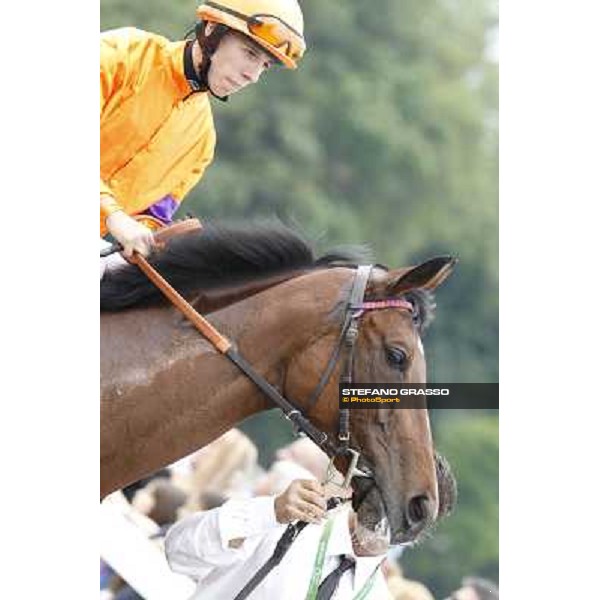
[{"left": 100, "top": 0, "right": 306, "bottom": 261}]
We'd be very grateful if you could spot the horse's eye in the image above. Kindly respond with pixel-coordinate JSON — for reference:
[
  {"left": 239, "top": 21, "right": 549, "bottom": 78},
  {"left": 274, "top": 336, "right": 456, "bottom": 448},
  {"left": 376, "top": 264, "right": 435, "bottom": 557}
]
[{"left": 386, "top": 347, "right": 408, "bottom": 370}]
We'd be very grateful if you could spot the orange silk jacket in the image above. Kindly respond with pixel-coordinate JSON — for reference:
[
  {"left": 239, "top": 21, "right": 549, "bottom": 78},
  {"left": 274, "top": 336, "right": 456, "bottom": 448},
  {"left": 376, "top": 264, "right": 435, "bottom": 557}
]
[{"left": 100, "top": 28, "right": 216, "bottom": 235}]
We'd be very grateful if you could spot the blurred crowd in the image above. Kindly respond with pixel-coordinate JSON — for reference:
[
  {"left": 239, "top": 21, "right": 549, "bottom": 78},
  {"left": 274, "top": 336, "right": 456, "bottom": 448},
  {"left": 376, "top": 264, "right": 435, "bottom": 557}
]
[{"left": 100, "top": 430, "right": 498, "bottom": 600}]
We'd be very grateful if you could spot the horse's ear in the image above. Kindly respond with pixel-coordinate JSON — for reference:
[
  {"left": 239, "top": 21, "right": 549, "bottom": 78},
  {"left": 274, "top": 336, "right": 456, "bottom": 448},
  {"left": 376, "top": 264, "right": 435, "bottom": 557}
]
[{"left": 384, "top": 256, "right": 457, "bottom": 295}]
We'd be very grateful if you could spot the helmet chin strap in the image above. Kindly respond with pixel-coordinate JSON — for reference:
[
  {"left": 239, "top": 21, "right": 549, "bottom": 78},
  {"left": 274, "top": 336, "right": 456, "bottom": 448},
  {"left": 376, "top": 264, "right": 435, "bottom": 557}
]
[{"left": 190, "top": 22, "right": 229, "bottom": 102}]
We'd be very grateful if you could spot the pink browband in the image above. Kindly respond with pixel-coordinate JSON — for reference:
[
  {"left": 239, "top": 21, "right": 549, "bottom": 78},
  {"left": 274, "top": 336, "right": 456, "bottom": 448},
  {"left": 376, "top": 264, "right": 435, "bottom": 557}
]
[{"left": 351, "top": 298, "right": 414, "bottom": 318}]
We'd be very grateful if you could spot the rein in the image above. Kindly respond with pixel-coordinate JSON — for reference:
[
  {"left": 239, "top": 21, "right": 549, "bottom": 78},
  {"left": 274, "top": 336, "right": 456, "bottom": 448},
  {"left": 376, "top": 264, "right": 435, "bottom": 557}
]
[
  {"left": 130, "top": 253, "right": 356, "bottom": 457},
  {"left": 129, "top": 254, "right": 385, "bottom": 463}
]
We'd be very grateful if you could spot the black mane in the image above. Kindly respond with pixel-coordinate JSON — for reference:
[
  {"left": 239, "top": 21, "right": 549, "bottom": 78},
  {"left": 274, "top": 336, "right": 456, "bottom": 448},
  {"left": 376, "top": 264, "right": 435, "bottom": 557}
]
[{"left": 100, "top": 221, "right": 371, "bottom": 311}]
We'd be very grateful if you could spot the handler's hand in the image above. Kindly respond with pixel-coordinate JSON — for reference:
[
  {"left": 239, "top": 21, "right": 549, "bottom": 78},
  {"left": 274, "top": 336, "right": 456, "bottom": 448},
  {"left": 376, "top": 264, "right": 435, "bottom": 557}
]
[
  {"left": 106, "top": 211, "right": 156, "bottom": 258},
  {"left": 274, "top": 479, "right": 327, "bottom": 524}
]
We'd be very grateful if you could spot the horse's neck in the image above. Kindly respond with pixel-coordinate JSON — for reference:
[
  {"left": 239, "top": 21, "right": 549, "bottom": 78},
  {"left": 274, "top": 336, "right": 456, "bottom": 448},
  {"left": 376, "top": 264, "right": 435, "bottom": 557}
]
[
  {"left": 100, "top": 269, "right": 348, "bottom": 497},
  {"left": 100, "top": 277, "right": 320, "bottom": 397}
]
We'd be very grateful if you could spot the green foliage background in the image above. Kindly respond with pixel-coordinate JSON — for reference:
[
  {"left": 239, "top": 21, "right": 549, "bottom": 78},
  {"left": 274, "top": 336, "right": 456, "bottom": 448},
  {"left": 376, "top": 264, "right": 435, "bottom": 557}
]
[{"left": 102, "top": 1, "right": 498, "bottom": 595}]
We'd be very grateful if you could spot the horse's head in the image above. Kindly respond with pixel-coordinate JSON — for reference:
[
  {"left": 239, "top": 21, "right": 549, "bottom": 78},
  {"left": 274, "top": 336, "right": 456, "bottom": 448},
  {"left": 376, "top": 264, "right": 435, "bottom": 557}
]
[{"left": 284, "top": 256, "right": 457, "bottom": 551}]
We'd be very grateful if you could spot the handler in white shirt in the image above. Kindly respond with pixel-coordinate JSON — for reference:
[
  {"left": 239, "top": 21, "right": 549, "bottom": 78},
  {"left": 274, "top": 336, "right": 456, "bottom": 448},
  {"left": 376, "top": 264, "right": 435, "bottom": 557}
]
[{"left": 165, "top": 479, "right": 391, "bottom": 599}]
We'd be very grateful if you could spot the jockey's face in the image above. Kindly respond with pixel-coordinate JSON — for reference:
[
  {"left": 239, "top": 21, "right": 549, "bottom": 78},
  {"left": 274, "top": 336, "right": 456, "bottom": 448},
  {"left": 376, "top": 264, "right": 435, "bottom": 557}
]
[{"left": 206, "top": 25, "right": 275, "bottom": 97}]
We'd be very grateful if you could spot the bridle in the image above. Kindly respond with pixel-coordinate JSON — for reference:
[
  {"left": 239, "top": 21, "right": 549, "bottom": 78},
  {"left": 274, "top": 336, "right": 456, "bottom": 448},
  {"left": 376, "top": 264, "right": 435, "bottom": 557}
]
[
  {"left": 127, "top": 255, "right": 415, "bottom": 488},
  {"left": 291, "top": 264, "right": 414, "bottom": 485}
]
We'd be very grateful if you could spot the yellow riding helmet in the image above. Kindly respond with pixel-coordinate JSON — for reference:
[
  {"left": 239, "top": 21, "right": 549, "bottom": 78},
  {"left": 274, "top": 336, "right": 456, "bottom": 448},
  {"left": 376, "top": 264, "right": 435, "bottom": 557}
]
[{"left": 196, "top": 0, "right": 306, "bottom": 69}]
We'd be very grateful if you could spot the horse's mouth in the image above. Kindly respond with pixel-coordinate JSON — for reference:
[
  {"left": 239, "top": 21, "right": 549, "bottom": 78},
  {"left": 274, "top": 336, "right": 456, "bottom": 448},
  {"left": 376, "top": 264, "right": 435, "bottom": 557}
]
[
  {"left": 350, "top": 507, "right": 392, "bottom": 556},
  {"left": 345, "top": 451, "right": 456, "bottom": 550},
  {"left": 351, "top": 476, "right": 432, "bottom": 546}
]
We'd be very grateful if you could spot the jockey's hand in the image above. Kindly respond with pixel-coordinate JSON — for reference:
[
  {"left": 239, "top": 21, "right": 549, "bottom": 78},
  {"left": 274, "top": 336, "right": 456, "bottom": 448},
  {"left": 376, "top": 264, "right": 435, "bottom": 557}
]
[
  {"left": 105, "top": 211, "right": 156, "bottom": 258},
  {"left": 274, "top": 479, "right": 327, "bottom": 524}
]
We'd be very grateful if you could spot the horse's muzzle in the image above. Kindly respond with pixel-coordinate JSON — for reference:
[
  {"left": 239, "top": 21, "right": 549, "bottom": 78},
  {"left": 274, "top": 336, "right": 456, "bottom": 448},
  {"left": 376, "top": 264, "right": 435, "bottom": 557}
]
[{"left": 352, "top": 477, "right": 435, "bottom": 544}]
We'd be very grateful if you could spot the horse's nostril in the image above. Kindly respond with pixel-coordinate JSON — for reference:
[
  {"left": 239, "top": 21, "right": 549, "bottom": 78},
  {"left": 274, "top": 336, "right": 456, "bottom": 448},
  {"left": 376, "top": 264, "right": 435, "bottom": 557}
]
[{"left": 407, "top": 494, "right": 430, "bottom": 526}]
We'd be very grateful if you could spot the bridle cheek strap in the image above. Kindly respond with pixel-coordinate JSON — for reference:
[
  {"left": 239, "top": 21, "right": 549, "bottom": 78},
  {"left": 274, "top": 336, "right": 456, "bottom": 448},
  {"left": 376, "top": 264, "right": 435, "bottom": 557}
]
[
  {"left": 305, "top": 266, "right": 370, "bottom": 412},
  {"left": 337, "top": 265, "right": 372, "bottom": 449}
]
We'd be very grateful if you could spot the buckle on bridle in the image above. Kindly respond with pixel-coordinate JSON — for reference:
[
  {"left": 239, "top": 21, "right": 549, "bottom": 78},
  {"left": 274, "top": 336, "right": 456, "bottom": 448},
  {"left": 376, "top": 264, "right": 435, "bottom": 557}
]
[
  {"left": 345, "top": 321, "right": 359, "bottom": 344},
  {"left": 325, "top": 448, "right": 372, "bottom": 491},
  {"left": 343, "top": 448, "right": 372, "bottom": 487}
]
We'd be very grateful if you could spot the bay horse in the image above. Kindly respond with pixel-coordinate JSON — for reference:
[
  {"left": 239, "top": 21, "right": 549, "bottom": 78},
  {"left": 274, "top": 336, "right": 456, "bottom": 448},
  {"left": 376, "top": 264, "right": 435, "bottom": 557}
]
[{"left": 101, "top": 222, "right": 457, "bottom": 546}]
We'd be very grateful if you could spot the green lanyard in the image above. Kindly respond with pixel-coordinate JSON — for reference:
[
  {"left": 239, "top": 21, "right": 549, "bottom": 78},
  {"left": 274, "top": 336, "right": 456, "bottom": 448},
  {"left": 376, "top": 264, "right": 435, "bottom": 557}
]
[{"left": 304, "top": 517, "right": 380, "bottom": 600}]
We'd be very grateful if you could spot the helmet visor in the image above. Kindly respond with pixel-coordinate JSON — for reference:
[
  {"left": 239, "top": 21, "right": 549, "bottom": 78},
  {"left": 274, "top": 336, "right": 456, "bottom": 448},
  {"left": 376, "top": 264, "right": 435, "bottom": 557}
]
[
  {"left": 204, "top": 1, "right": 305, "bottom": 62},
  {"left": 247, "top": 14, "right": 305, "bottom": 61}
]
